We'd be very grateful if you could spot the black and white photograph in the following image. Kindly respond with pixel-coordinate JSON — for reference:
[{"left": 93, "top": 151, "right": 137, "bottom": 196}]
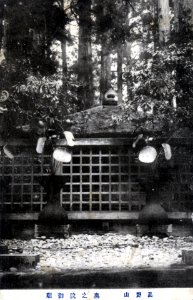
[{"left": 1, "top": 0, "right": 193, "bottom": 294}]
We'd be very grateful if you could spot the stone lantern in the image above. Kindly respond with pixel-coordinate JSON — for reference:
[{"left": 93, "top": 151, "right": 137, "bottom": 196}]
[{"left": 103, "top": 88, "right": 118, "bottom": 106}]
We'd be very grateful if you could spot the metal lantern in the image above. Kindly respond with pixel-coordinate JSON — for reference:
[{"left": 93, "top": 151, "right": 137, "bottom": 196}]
[{"left": 103, "top": 88, "right": 118, "bottom": 106}]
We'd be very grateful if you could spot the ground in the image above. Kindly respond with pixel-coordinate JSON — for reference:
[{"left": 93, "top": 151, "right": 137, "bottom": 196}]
[{"left": 1, "top": 233, "right": 193, "bottom": 273}]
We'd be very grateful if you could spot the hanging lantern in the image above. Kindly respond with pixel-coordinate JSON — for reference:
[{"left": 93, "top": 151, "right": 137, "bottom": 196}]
[
  {"left": 36, "top": 137, "right": 47, "bottom": 154},
  {"left": 64, "top": 131, "right": 75, "bottom": 147},
  {"left": 53, "top": 147, "right": 72, "bottom": 163},
  {"left": 3, "top": 144, "right": 14, "bottom": 159},
  {"left": 132, "top": 134, "right": 157, "bottom": 163},
  {"left": 37, "top": 120, "right": 46, "bottom": 136},
  {"left": 0, "top": 49, "right": 5, "bottom": 65},
  {"left": 103, "top": 88, "right": 118, "bottom": 106},
  {"left": 172, "top": 95, "right": 177, "bottom": 110},
  {"left": 132, "top": 134, "right": 144, "bottom": 148},
  {"left": 161, "top": 143, "right": 172, "bottom": 160},
  {"left": 0, "top": 90, "right": 9, "bottom": 103},
  {"left": 138, "top": 146, "right": 157, "bottom": 163}
]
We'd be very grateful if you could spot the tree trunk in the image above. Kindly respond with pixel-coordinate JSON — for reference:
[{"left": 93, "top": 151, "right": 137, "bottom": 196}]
[
  {"left": 61, "top": 0, "right": 67, "bottom": 78},
  {"left": 61, "top": 39, "right": 67, "bottom": 76},
  {"left": 158, "top": 0, "right": 170, "bottom": 44},
  {"left": 174, "top": 0, "right": 180, "bottom": 32},
  {"left": 152, "top": 0, "right": 159, "bottom": 48},
  {"left": 100, "top": 3, "right": 112, "bottom": 104},
  {"left": 174, "top": 0, "right": 193, "bottom": 33},
  {"left": 116, "top": 0, "right": 129, "bottom": 104},
  {"left": 123, "top": 41, "right": 132, "bottom": 101},
  {"left": 77, "top": 0, "right": 93, "bottom": 110},
  {"left": 183, "top": 0, "right": 193, "bottom": 26},
  {"left": 117, "top": 45, "right": 123, "bottom": 103},
  {"left": 100, "top": 37, "right": 112, "bottom": 103},
  {"left": 122, "top": 1, "right": 132, "bottom": 102},
  {"left": 0, "top": 3, "right": 6, "bottom": 64},
  {"left": 2, "top": 3, "right": 8, "bottom": 59},
  {"left": 0, "top": 3, "right": 4, "bottom": 50}
]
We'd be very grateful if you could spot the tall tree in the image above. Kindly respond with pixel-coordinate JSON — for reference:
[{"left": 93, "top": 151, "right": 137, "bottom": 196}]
[
  {"left": 183, "top": 0, "right": 193, "bottom": 26},
  {"left": 0, "top": 2, "right": 6, "bottom": 63},
  {"left": 116, "top": 0, "right": 130, "bottom": 104},
  {"left": 97, "top": 0, "right": 129, "bottom": 103},
  {"left": 158, "top": 0, "right": 170, "bottom": 44},
  {"left": 77, "top": 0, "right": 93, "bottom": 110},
  {"left": 117, "top": 45, "right": 123, "bottom": 103},
  {"left": 174, "top": 0, "right": 180, "bottom": 32},
  {"left": 61, "top": 0, "right": 69, "bottom": 77},
  {"left": 95, "top": 1, "right": 112, "bottom": 103}
]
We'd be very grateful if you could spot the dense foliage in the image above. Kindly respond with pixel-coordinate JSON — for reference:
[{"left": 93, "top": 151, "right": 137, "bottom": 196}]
[
  {"left": 0, "top": 0, "right": 193, "bottom": 139},
  {"left": 119, "top": 0, "right": 193, "bottom": 136}
]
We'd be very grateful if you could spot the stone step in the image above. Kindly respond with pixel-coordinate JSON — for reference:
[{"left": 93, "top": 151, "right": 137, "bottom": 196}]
[
  {"left": 0, "top": 245, "right": 8, "bottom": 254},
  {"left": 0, "top": 254, "right": 40, "bottom": 270}
]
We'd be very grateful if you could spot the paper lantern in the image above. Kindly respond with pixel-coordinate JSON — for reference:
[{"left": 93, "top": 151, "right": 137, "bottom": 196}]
[
  {"left": 53, "top": 148, "right": 72, "bottom": 163},
  {"left": 138, "top": 146, "right": 157, "bottom": 163}
]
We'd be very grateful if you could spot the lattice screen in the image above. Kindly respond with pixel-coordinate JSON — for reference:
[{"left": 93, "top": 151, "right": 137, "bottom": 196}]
[
  {"left": 0, "top": 142, "right": 193, "bottom": 213},
  {"left": 0, "top": 148, "right": 50, "bottom": 212},
  {"left": 61, "top": 146, "right": 146, "bottom": 212}
]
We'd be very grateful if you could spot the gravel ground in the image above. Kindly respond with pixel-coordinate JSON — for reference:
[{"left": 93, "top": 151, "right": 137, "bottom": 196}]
[{"left": 2, "top": 233, "right": 193, "bottom": 273}]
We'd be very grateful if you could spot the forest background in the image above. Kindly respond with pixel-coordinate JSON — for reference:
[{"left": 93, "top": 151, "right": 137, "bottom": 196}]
[{"left": 0, "top": 0, "right": 193, "bottom": 139}]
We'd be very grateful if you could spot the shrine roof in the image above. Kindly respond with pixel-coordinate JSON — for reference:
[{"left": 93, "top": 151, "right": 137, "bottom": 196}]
[{"left": 65, "top": 105, "right": 160, "bottom": 136}]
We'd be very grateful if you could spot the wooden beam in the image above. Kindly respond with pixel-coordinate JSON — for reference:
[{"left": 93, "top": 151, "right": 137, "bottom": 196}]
[
  {"left": 69, "top": 212, "right": 139, "bottom": 220},
  {"left": 0, "top": 138, "right": 133, "bottom": 146},
  {"left": 1, "top": 137, "right": 193, "bottom": 147},
  {"left": 169, "top": 212, "right": 193, "bottom": 220},
  {"left": 57, "top": 138, "right": 133, "bottom": 146},
  {"left": 1, "top": 213, "right": 39, "bottom": 221},
  {"left": 1, "top": 211, "right": 193, "bottom": 221}
]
